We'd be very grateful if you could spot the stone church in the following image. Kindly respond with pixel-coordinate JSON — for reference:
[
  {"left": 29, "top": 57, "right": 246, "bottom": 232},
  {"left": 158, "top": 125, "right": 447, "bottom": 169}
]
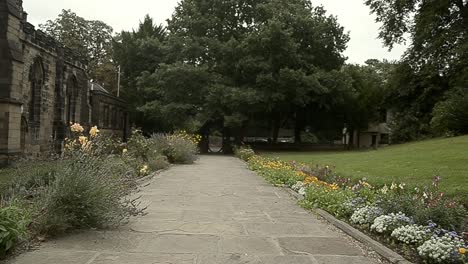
[{"left": 0, "top": 0, "right": 129, "bottom": 166}]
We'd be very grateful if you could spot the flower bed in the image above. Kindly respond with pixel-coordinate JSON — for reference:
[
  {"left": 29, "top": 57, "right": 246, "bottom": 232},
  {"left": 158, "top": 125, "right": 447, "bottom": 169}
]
[
  {"left": 237, "top": 151, "right": 467, "bottom": 264},
  {"left": 0, "top": 125, "right": 200, "bottom": 258}
]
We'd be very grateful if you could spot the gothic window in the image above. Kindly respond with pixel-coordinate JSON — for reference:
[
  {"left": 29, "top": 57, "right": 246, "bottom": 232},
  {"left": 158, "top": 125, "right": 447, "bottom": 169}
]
[
  {"left": 103, "top": 105, "right": 110, "bottom": 128},
  {"left": 66, "top": 77, "right": 78, "bottom": 124},
  {"left": 29, "top": 58, "right": 44, "bottom": 125}
]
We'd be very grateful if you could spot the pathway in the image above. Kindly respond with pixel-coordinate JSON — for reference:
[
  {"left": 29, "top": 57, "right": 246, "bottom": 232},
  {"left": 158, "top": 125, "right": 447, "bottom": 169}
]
[{"left": 9, "top": 156, "right": 379, "bottom": 264}]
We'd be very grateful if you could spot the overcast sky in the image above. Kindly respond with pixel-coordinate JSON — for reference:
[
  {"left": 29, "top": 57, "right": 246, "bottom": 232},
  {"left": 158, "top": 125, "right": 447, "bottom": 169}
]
[{"left": 23, "top": 0, "right": 406, "bottom": 64}]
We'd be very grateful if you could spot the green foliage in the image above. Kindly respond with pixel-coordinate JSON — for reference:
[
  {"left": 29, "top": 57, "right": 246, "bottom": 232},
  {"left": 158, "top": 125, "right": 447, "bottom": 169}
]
[
  {"left": 6, "top": 162, "right": 60, "bottom": 200},
  {"left": 34, "top": 153, "right": 140, "bottom": 235},
  {"left": 431, "top": 87, "right": 468, "bottom": 135},
  {"left": 366, "top": 0, "right": 468, "bottom": 142},
  {"left": 389, "top": 111, "right": 430, "bottom": 143},
  {"left": 263, "top": 136, "right": 468, "bottom": 203},
  {"left": 234, "top": 146, "right": 255, "bottom": 161},
  {"left": 40, "top": 9, "right": 115, "bottom": 84},
  {"left": 137, "top": 63, "right": 213, "bottom": 131},
  {"left": 340, "top": 61, "right": 392, "bottom": 133},
  {"left": 149, "top": 134, "right": 198, "bottom": 164},
  {"left": 247, "top": 157, "right": 306, "bottom": 186},
  {"left": 147, "top": 155, "right": 170, "bottom": 171},
  {"left": 113, "top": 16, "right": 167, "bottom": 129},
  {"left": 0, "top": 205, "right": 30, "bottom": 257},
  {"left": 120, "top": 0, "right": 351, "bottom": 148},
  {"left": 126, "top": 130, "right": 150, "bottom": 162},
  {"left": 376, "top": 191, "right": 466, "bottom": 232},
  {"left": 304, "top": 185, "right": 355, "bottom": 219}
]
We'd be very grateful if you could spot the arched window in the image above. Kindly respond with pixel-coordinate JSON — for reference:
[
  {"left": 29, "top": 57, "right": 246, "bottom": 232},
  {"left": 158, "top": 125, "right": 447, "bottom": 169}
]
[
  {"left": 66, "top": 76, "right": 78, "bottom": 124},
  {"left": 29, "top": 58, "right": 44, "bottom": 125}
]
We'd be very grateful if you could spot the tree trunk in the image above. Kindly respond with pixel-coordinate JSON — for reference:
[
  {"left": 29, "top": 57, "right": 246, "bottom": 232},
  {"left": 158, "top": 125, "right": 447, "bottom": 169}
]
[
  {"left": 222, "top": 127, "right": 233, "bottom": 154},
  {"left": 294, "top": 110, "right": 304, "bottom": 144},
  {"left": 272, "top": 120, "right": 280, "bottom": 144},
  {"left": 199, "top": 134, "right": 210, "bottom": 154}
]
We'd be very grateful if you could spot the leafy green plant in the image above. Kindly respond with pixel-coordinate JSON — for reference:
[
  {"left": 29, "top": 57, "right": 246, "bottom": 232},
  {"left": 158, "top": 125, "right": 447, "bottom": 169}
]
[
  {"left": 0, "top": 205, "right": 30, "bottom": 257},
  {"left": 149, "top": 134, "right": 198, "bottom": 164},
  {"left": 126, "top": 130, "right": 150, "bottom": 162},
  {"left": 234, "top": 146, "right": 255, "bottom": 161},
  {"left": 431, "top": 87, "right": 468, "bottom": 135},
  {"left": 148, "top": 154, "right": 170, "bottom": 171},
  {"left": 34, "top": 153, "right": 142, "bottom": 235},
  {"left": 304, "top": 185, "right": 355, "bottom": 219}
]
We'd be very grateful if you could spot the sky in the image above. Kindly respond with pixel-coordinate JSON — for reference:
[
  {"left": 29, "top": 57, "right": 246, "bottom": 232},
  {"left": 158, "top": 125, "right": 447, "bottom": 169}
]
[{"left": 23, "top": 0, "right": 407, "bottom": 65}]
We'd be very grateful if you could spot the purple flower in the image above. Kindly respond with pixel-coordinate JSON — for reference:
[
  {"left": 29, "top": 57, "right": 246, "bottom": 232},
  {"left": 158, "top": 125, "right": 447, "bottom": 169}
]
[{"left": 427, "top": 221, "right": 437, "bottom": 229}]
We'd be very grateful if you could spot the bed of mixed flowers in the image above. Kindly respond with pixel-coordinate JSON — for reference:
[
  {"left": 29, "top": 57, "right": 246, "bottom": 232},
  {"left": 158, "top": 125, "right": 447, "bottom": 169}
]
[{"left": 237, "top": 151, "right": 467, "bottom": 264}]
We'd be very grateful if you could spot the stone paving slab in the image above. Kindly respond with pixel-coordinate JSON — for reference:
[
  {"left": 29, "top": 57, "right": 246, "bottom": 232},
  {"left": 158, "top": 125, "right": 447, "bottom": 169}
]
[{"left": 7, "top": 156, "right": 377, "bottom": 264}]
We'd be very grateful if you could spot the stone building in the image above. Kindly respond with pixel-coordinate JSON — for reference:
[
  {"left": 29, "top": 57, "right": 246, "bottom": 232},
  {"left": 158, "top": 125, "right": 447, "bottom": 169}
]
[{"left": 0, "top": 0, "right": 129, "bottom": 166}]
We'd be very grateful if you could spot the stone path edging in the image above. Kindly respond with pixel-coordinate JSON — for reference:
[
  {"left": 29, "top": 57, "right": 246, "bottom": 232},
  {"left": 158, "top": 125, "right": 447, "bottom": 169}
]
[{"left": 282, "top": 187, "right": 413, "bottom": 264}]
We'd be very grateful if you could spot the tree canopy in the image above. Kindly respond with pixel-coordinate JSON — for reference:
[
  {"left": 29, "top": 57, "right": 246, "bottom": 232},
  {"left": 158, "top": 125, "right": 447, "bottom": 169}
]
[
  {"left": 366, "top": 0, "right": 468, "bottom": 140},
  {"left": 40, "top": 9, "right": 115, "bottom": 87},
  {"left": 134, "top": 0, "right": 351, "bottom": 149}
]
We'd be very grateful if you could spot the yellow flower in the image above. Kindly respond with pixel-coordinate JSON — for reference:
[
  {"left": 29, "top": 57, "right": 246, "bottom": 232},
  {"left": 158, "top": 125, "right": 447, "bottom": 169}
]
[
  {"left": 89, "top": 126, "right": 99, "bottom": 138},
  {"left": 122, "top": 148, "right": 128, "bottom": 154},
  {"left": 70, "top": 123, "right": 84, "bottom": 133},
  {"left": 78, "top": 136, "right": 88, "bottom": 145},
  {"left": 140, "top": 165, "right": 149, "bottom": 175},
  {"left": 460, "top": 247, "right": 466, "bottom": 254}
]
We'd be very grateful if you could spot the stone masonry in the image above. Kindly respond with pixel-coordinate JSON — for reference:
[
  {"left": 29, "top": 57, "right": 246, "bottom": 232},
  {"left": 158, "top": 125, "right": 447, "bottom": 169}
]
[{"left": 0, "top": 0, "right": 128, "bottom": 166}]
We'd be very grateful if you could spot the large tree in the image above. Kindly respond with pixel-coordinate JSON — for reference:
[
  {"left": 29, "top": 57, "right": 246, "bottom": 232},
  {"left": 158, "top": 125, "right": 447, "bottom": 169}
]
[
  {"left": 113, "top": 15, "right": 167, "bottom": 129},
  {"left": 138, "top": 0, "right": 350, "bottom": 150},
  {"left": 366, "top": 0, "right": 468, "bottom": 140},
  {"left": 40, "top": 10, "right": 115, "bottom": 86}
]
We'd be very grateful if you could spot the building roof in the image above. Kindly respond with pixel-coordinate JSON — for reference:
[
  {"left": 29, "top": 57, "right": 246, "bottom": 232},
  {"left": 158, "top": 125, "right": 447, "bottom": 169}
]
[{"left": 90, "top": 82, "right": 110, "bottom": 94}]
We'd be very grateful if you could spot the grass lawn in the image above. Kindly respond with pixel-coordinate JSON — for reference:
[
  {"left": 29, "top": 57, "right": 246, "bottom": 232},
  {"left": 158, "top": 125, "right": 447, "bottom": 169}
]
[{"left": 262, "top": 136, "right": 468, "bottom": 202}]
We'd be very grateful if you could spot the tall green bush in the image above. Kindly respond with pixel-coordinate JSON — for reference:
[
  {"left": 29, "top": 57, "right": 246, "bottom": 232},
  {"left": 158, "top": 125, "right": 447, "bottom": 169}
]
[
  {"left": 149, "top": 134, "right": 198, "bottom": 164},
  {"left": 0, "top": 205, "right": 30, "bottom": 257},
  {"left": 34, "top": 153, "right": 141, "bottom": 235},
  {"left": 431, "top": 87, "right": 468, "bottom": 135}
]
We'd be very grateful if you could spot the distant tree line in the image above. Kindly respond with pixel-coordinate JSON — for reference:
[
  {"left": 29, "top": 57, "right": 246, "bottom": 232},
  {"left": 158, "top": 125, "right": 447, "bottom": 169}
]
[{"left": 41, "top": 0, "right": 468, "bottom": 152}]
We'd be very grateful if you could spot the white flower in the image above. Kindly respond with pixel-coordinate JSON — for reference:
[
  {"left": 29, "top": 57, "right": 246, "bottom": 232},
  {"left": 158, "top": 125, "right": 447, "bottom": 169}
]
[
  {"left": 292, "top": 181, "right": 305, "bottom": 192},
  {"left": 371, "top": 212, "right": 413, "bottom": 234},
  {"left": 380, "top": 185, "right": 388, "bottom": 194},
  {"left": 391, "top": 225, "right": 430, "bottom": 245},
  {"left": 350, "top": 206, "right": 383, "bottom": 225},
  {"left": 390, "top": 183, "right": 397, "bottom": 190},
  {"left": 298, "top": 187, "right": 306, "bottom": 196},
  {"left": 418, "top": 234, "right": 465, "bottom": 263}
]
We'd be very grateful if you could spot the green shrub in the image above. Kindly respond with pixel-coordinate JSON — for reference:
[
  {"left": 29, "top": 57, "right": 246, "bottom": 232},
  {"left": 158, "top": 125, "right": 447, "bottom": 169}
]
[
  {"left": 234, "top": 146, "right": 255, "bottom": 161},
  {"left": 149, "top": 134, "right": 198, "bottom": 164},
  {"left": 0, "top": 205, "right": 30, "bottom": 257},
  {"left": 431, "top": 87, "right": 468, "bottom": 135},
  {"left": 247, "top": 157, "right": 306, "bottom": 186},
  {"left": 304, "top": 185, "right": 355, "bottom": 219},
  {"left": 388, "top": 111, "right": 431, "bottom": 143},
  {"left": 34, "top": 153, "right": 141, "bottom": 235},
  {"left": 5, "top": 162, "right": 61, "bottom": 201},
  {"left": 376, "top": 191, "right": 466, "bottom": 232},
  {"left": 126, "top": 130, "right": 150, "bottom": 162},
  {"left": 148, "top": 154, "right": 170, "bottom": 171}
]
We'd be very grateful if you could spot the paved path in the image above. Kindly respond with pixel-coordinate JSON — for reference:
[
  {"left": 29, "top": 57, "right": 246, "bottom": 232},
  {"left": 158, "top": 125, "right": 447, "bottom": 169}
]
[{"left": 9, "top": 156, "right": 378, "bottom": 264}]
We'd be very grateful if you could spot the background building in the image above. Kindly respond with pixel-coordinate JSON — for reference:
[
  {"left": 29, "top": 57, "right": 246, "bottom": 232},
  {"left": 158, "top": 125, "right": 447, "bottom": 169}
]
[{"left": 0, "top": 0, "right": 128, "bottom": 166}]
